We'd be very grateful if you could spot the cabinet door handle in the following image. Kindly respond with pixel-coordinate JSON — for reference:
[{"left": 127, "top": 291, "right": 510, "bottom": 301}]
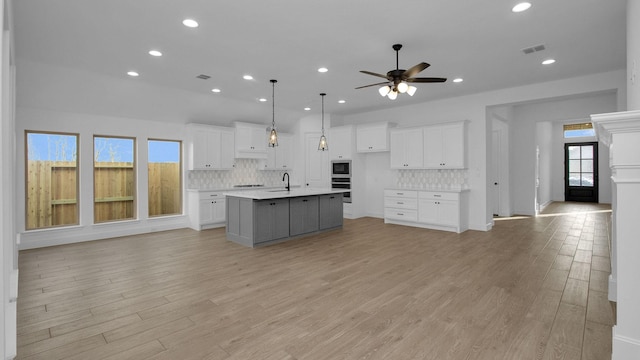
[
  {"left": 330, "top": 196, "right": 335, "bottom": 199},
  {"left": 303, "top": 199, "right": 308, "bottom": 202}
]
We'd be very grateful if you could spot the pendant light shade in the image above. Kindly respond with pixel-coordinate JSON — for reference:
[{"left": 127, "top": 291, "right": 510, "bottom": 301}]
[
  {"left": 318, "top": 93, "right": 328, "bottom": 151},
  {"left": 268, "top": 79, "right": 278, "bottom": 147},
  {"left": 378, "top": 85, "right": 391, "bottom": 97}
]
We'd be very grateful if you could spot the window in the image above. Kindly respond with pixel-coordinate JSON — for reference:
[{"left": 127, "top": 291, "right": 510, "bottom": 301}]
[
  {"left": 25, "top": 131, "right": 79, "bottom": 230},
  {"left": 148, "top": 139, "right": 182, "bottom": 217},
  {"left": 94, "top": 136, "right": 135, "bottom": 223},
  {"left": 563, "top": 123, "right": 595, "bottom": 138}
]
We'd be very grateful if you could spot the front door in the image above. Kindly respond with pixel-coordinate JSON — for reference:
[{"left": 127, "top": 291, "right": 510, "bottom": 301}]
[{"left": 564, "top": 142, "right": 598, "bottom": 202}]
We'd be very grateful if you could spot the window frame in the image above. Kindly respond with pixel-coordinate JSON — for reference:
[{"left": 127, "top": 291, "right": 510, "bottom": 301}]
[
  {"left": 147, "top": 138, "right": 183, "bottom": 217},
  {"left": 25, "top": 130, "right": 80, "bottom": 230},
  {"left": 93, "top": 135, "right": 137, "bottom": 224}
]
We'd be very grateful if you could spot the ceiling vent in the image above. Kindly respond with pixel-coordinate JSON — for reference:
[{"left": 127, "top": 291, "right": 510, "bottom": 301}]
[
  {"left": 521, "top": 44, "right": 546, "bottom": 55},
  {"left": 196, "top": 74, "right": 211, "bottom": 80}
]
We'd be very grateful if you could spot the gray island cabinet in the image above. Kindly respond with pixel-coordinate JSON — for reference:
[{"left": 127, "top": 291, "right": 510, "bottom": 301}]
[{"left": 225, "top": 188, "right": 345, "bottom": 247}]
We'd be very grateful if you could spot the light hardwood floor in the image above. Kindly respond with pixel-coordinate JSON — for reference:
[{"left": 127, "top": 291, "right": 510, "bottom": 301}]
[{"left": 16, "top": 202, "right": 614, "bottom": 359}]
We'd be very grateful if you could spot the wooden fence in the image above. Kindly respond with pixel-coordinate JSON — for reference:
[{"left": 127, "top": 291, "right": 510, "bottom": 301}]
[{"left": 26, "top": 161, "right": 180, "bottom": 229}]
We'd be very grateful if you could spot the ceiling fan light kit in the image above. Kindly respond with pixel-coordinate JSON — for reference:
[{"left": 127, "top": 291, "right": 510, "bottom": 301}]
[{"left": 357, "top": 43, "right": 446, "bottom": 100}]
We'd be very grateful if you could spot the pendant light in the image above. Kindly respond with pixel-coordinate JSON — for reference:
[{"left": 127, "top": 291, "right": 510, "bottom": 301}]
[
  {"left": 268, "top": 79, "right": 278, "bottom": 147},
  {"left": 318, "top": 93, "right": 328, "bottom": 151}
]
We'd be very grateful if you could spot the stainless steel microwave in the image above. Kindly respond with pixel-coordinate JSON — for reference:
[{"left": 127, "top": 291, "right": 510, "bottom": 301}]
[{"left": 331, "top": 160, "right": 351, "bottom": 177}]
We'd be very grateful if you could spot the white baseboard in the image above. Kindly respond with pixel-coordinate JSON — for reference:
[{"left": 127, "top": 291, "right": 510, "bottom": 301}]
[
  {"left": 609, "top": 274, "right": 617, "bottom": 302},
  {"left": 612, "top": 326, "right": 640, "bottom": 360},
  {"left": 19, "top": 216, "right": 189, "bottom": 249}
]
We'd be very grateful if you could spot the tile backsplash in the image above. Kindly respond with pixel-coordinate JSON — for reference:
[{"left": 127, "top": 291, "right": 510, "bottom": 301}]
[
  {"left": 396, "top": 169, "right": 469, "bottom": 190},
  {"left": 187, "top": 159, "right": 289, "bottom": 189}
]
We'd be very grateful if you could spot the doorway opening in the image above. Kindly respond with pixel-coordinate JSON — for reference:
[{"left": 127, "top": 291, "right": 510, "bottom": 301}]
[{"left": 564, "top": 142, "right": 598, "bottom": 202}]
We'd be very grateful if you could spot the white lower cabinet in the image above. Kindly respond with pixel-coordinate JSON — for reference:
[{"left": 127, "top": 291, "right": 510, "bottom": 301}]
[
  {"left": 384, "top": 189, "right": 469, "bottom": 233},
  {"left": 383, "top": 190, "right": 418, "bottom": 222},
  {"left": 189, "top": 191, "right": 226, "bottom": 230}
]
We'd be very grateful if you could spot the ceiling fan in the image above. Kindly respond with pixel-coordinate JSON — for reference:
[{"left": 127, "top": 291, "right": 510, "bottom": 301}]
[{"left": 356, "top": 44, "right": 446, "bottom": 99}]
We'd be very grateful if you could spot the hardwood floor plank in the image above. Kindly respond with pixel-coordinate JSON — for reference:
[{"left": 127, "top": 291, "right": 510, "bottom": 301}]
[
  {"left": 102, "top": 340, "right": 166, "bottom": 360},
  {"left": 582, "top": 321, "right": 612, "bottom": 360},
  {"left": 561, "top": 279, "right": 589, "bottom": 307}
]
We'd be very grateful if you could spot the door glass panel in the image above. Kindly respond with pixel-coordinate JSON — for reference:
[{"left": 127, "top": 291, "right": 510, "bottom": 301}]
[
  {"left": 581, "top": 146, "right": 593, "bottom": 159},
  {"left": 582, "top": 173, "right": 594, "bottom": 187},
  {"left": 569, "top": 173, "right": 581, "bottom": 186},
  {"left": 568, "top": 146, "right": 581, "bottom": 159},
  {"left": 581, "top": 159, "right": 593, "bottom": 173},
  {"left": 569, "top": 159, "right": 581, "bottom": 172}
]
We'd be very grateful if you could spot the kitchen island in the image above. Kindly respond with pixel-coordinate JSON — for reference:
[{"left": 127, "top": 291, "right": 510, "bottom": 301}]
[{"left": 224, "top": 188, "right": 346, "bottom": 247}]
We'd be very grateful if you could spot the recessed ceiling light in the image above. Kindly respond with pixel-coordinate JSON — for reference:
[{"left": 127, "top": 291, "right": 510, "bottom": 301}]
[
  {"left": 148, "top": 50, "right": 162, "bottom": 57},
  {"left": 243, "top": 75, "right": 254, "bottom": 80},
  {"left": 304, "top": 107, "right": 311, "bottom": 111},
  {"left": 259, "top": 98, "right": 267, "bottom": 102},
  {"left": 512, "top": 2, "right": 532, "bottom": 13},
  {"left": 182, "top": 19, "right": 199, "bottom": 28},
  {"left": 318, "top": 67, "right": 328, "bottom": 73},
  {"left": 127, "top": 71, "right": 139, "bottom": 77},
  {"left": 338, "top": 100, "right": 346, "bottom": 104},
  {"left": 542, "top": 59, "right": 556, "bottom": 65},
  {"left": 453, "top": 78, "right": 463, "bottom": 83},
  {"left": 211, "top": 88, "right": 221, "bottom": 93}
]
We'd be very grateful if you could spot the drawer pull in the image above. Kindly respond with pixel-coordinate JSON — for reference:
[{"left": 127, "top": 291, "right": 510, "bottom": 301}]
[
  {"left": 397, "top": 213, "right": 404, "bottom": 216},
  {"left": 397, "top": 202, "right": 404, "bottom": 205},
  {"left": 396, "top": 192, "right": 404, "bottom": 195},
  {"left": 434, "top": 194, "right": 441, "bottom": 197}
]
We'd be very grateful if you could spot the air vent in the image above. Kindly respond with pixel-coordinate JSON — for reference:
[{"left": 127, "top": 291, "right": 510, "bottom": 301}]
[
  {"left": 521, "top": 44, "right": 546, "bottom": 55},
  {"left": 196, "top": 74, "right": 211, "bottom": 80}
]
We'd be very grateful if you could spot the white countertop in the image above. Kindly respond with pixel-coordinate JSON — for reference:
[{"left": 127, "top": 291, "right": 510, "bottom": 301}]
[
  {"left": 188, "top": 185, "right": 301, "bottom": 193},
  {"left": 224, "top": 188, "right": 349, "bottom": 200},
  {"left": 386, "top": 187, "right": 469, "bottom": 193}
]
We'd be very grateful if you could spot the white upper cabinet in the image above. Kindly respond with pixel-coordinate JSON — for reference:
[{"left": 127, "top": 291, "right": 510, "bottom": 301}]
[
  {"left": 423, "top": 121, "right": 467, "bottom": 169},
  {"left": 187, "top": 124, "right": 235, "bottom": 170},
  {"left": 261, "top": 133, "right": 293, "bottom": 170},
  {"left": 235, "top": 122, "right": 267, "bottom": 159},
  {"left": 390, "top": 128, "right": 424, "bottom": 169},
  {"left": 356, "top": 122, "right": 394, "bottom": 153},
  {"left": 328, "top": 125, "right": 354, "bottom": 160}
]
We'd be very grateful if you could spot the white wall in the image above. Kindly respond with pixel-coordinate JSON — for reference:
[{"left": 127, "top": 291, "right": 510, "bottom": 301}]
[
  {"left": 629, "top": 0, "right": 640, "bottom": 110},
  {"left": 16, "top": 107, "right": 190, "bottom": 249},
  {"left": 536, "top": 122, "right": 553, "bottom": 211},
  {"left": 342, "top": 70, "right": 625, "bottom": 229}
]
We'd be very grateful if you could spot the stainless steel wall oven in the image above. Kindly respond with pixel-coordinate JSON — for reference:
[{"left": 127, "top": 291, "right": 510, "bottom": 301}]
[{"left": 331, "top": 160, "right": 351, "bottom": 203}]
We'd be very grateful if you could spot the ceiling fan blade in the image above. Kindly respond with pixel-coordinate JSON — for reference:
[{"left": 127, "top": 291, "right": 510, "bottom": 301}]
[
  {"left": 355, "top": 81, "right": 390, "bottom": 89},
  {"left": 360, "top": 70, "right": 390, "bottom": 80},
  {"left": 402, "top": 62, "right": 430, "bottom": 79},
  {"left": 356, "top": 81, "right": 389, "bottom": 89},
  {"left": 406, "top": 77, "right": 447, "bottom": 83}
]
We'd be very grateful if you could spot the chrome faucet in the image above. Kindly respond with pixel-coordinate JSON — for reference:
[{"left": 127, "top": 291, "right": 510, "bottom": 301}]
[{"left": 282, "top": 172, "right": 290, "bottom": 191}]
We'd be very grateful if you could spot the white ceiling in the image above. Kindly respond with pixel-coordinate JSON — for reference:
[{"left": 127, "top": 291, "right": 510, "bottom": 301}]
[{"left": 13, "top": 0, "right": 627, "bottom": 129}]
